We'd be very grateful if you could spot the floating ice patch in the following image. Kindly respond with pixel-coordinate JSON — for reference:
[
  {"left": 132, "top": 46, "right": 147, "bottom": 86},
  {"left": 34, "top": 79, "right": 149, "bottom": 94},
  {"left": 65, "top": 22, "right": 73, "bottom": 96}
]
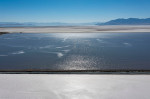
[
  {"left": 12, "top": 51, "right": 25, "bottom": 55},
  {"left": 57, "top": 52, "right": 64, "bottom": 58}
]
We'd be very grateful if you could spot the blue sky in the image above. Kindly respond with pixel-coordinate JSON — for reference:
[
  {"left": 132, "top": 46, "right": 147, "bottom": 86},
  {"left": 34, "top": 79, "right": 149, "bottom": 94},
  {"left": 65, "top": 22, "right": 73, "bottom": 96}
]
[{"left": 0, "top": 0, "right": 150, "bottom": 23}]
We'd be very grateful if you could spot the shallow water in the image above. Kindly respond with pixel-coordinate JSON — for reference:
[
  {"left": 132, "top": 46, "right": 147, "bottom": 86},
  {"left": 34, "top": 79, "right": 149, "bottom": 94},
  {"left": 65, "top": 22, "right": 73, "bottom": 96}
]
[{"left": 0, "top": 33, "right": 150, "bottom": 71}]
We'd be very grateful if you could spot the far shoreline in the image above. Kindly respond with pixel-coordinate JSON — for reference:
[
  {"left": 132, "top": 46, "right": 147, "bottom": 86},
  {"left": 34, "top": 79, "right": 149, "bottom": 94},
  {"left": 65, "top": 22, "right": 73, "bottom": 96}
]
[{"left": 1, "top": 25, "right": 150, "bottom": 33}]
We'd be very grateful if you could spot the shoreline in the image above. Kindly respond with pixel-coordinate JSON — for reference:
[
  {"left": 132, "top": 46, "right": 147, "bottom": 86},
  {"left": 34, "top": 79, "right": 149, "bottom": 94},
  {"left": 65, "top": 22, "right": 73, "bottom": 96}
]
[
  {"left": 1, "top": 25, "right": 150, "bottom": 33},
  {"left": 0, "top": 69, "right": 150, "bottom": 74},
  {"left": 0, "top": 32, "right": 9, "bottom": 35}
]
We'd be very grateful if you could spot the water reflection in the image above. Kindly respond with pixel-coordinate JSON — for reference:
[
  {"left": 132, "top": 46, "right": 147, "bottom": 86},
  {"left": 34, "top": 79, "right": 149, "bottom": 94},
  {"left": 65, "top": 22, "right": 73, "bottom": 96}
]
[
  {"left": 0, "top": 33, "right": 150, "bottom": 71},
  {"left": 50, "top": 33, "right": 112, "bottom": 39},
  {"left": 56, "top": 55, "right": 98, "bottom": 70}
]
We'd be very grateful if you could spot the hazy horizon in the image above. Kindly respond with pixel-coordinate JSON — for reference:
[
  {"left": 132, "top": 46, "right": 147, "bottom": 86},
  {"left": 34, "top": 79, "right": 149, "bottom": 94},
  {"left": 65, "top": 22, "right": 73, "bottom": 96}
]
[
  {"left": 0, "top": 0, "right": 150, "bottom": 23},
  {"left": 1, "top": 18, "right": 150, "bottom": 24}
]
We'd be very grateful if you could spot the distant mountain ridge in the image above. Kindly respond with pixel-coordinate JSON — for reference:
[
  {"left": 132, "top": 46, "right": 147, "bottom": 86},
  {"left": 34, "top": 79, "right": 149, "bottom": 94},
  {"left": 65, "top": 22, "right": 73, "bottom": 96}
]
[
  {"left": 0, "top": 22, "right": 96, "bottom": 27},
  {"left": 0, "top": 22, "right": 33, "bottom": 27},
  {"left": 1, "top": 18, "right": 150, "bottom": 27},
  {"left": 96, "top": 18, "right": 150, "bottom": 25}
]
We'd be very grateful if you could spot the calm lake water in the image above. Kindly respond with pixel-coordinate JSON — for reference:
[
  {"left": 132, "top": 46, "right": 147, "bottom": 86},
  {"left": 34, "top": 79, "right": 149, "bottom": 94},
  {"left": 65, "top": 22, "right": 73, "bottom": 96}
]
[{"left": 0, "top": 33, "right": 150, "bottom": 71}]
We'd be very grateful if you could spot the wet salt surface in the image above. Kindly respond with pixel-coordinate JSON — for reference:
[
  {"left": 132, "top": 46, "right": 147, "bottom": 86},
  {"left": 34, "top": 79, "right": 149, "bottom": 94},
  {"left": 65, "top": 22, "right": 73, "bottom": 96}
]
[
  {"left": 0, "top": 33, "right": 150, "bottom": 71},
  {"left": 0, "top": 74, "right": 150, "bottom": 99}
]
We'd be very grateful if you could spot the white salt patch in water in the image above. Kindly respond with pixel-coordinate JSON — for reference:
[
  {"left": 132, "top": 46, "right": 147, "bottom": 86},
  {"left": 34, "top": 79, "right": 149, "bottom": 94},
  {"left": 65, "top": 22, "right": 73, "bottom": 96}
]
[
  {"left": 57, "top": 53, "right": 64, "bottom": 58},
  {"left": 56, "top": 45, "right": 70, "bottom": 49},
  {"left": 45, "top": 52, "right": 64, "bottom": 58},
  {"left": 96, "top": 39, "right": 103, "bottom": 42},
  {"left": 123, "top": 42, "right": 132, "bottom": 46},
  {"left": 12, "top": 51, "right": 25, "bottom": 55}
]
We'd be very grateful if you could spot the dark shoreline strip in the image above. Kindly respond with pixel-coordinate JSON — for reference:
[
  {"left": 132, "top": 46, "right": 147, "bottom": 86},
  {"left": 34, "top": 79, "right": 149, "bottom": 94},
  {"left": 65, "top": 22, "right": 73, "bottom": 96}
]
[
  {"left": 0, "top": 70, "right": 150, "bottom": 74},
  {"left": 0, "top": 32, "right": 9, "bottom": 35}
]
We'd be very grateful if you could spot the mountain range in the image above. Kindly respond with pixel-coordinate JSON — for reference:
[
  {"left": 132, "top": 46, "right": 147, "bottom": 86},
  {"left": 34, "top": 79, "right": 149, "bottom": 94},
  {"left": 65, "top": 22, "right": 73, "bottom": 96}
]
[
  {"left": 96, "top": 18, "right": 150, "bottom": 25},
  {"left": 1, "top": 18, "right": 150, "bottom": 27},
  {"left": 0, "top": 22, "right": 96, "bottom": 27}
]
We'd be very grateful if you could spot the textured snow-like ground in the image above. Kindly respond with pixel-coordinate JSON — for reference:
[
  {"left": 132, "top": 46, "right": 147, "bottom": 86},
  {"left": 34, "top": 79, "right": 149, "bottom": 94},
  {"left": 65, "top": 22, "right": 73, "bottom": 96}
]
[
  {"left": 1, "top": 25, "right": 150, "bottom": 33},
  {"left": 0, "top": 74, "right": 150, "bottom": 99}
]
